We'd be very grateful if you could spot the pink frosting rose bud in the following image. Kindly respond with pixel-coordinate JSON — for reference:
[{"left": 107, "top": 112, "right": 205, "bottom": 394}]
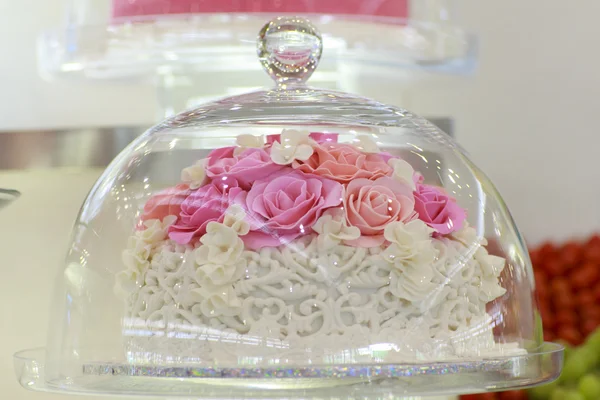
[
  {"left": 241, "top": 169, "right": 343, "bottom": 250},
  {"left": 140, "top": 183, "right": 192, "bottom": 226},
  {"left": 414, "top": 184, "right": 466, "bottom": 235},
  {"left": 293, "top": 142, "right": 392, "bottom": 183},
  {"left": 205, "top": 147, "right": 284, "bottom": 190},
  {"left": 168, "top": 177, "right": 245, "bottom": 244},
  {"left": 266, "top": 132, "right": 338, "bottom": 145},
  {"left": 344, "top": 176, "right": 416, "bottom": 247}
]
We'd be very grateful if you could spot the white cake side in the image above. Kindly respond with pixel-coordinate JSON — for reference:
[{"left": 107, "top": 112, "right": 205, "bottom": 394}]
[{"left": 115, "top": 213, "right": 524, "bottom": 365}]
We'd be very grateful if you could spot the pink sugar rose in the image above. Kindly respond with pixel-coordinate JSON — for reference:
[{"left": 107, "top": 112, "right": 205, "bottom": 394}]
[
  {"left": 241, "top": 169, "right": 343, "bottom": 250},
  {"left": 266, "top": 132, "right": 338, "bottom": 145},
  {"left": 205, "top": 147, "right": 284, "bottom": 189},
  {"left": 293, "top": 142, "right": 392, "bottom": 183},
  {"left": 140, "top": 183, "right": 192, "bottom": 225},
  {"left": 344, "top": 177, "right": 416, "bottom": 247},
  {"left": 414, "top": 184, "right": 466, "bottom": 235},
  {"left": 168, "top": 176, "right": 245, "bottom": 245}
]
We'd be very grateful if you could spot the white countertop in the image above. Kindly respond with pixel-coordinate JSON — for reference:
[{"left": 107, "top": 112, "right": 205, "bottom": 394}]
[
  {"left": 0, "top": 168, "right": 104, "bottom": 400},
  {"left": 0, "top": 168, "right": 457, "bottom": 400}
]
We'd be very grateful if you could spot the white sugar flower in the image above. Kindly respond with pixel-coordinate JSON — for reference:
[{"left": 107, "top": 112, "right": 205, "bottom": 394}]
[
  {"left": 195, "top": 258, "right": 246, "bottom": 287},
  {"left": 137, "top": 220, "right": 166, "bottom": 244},
  {"left": 382, "top": 239, "right": 438, "bottom": 269},
  {"left": 121, "top": 250, "right": 150, "bottom": 272},
  {"left": 222, "top": 204, "right": 250, "bottom": 236},
  {"left": 388, "top": 158, "right": 416, "bottom": 191},
  {"left": 137, "top": 215, "right": 177, "bottom": 244},
  {"left": 195, "top": 222, "right": 244, "bottom": 266},
  {"left": 122, "top": 236, "right": 151, "bottom": 271},
  {"left": 389, "top": 269, "right": 438, "bottom": 303},
  {"left": 312, "top": 209, "right": 360, "bottom": 251},
  {"left": 114, "top": 268, "right": 144, "bottom": 298},
  {"left": 270, "top": 129, "right": 314, "bottom": 165},
  {"left": 479, "top": 278, "right": 507, "bottom": 301},
  {"left": 162, "top": 215, "right": 178, "bottom": 228},
  {"left": 354, "top": 135, "right": 380, "bottom": 153},
  {"left": 384, "top": 220, "right": 433, "bottom": 247},
  {"left": 191, "top": 284, "right": 242, "bottom": 317},
  {"left": 475, "top": 248, "right": 506, "bottom": 278},
  {"left": 382, "top": 224, "right": 442, "bottom": 302},
  {"left": 395, "top": 251, "right": 436, "bottom": 283},
  {"left": 382, "top": 220, "right": 437, "bottom": 269},
  {"left": 451, "top": 223, "right": 486, "bottom": 247},
  {"left": 234, "top": 134, "right": 265, "bottom": 156},
  {"left": 181, "top": 159, "right": 207, "bottom": 189}
]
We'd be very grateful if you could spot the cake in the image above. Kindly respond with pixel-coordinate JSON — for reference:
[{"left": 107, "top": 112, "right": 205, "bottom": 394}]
[
  {"left": 115, "top": 130, "right": 524, "bottom": 365},
  {"left": 111, "top": 0, "right": 408, "bottom": 19}
]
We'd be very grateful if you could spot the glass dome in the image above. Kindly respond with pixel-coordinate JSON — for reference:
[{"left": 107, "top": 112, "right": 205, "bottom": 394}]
[{"left": 16, "top": 16, "right": 562, "bottom": 399}]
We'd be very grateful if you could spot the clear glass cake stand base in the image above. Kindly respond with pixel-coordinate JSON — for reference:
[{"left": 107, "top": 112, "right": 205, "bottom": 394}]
[{"left": 15, "top": 343, "right": 562, "bottom": 399}]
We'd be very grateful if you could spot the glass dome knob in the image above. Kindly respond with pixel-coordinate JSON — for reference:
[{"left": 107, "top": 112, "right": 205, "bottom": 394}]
[{"left": 257, "top": 16, "right": 323, "bottom": 86}]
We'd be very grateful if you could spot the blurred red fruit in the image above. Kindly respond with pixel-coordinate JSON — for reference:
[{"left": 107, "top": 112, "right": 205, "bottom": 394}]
[
  {"left": 459, "top": 393, "right": 498, "bottom": 400},
  {"left": 550, "top": 277, "right": 570, "bottom": 294},
  {"left": 498, "top": 390, "right": 528, "bottom": 400},
  {"left": 584, "top": 245, "right": 600, "bottom": 263},
  {"left": 577, "top": 290, "right": 596, "bottom": 308},
  {"left": 543, "top": 259, "right": 565, "bottom": 277},
  {"left": 543, "top": 329, "right": 554, "bottom": 341},
  {"left": 539, "top": 305, "right": 555, "bottom": 330},
  {"left": 555, "top": 310, "right": 578, "bottom": 327},
  {"left": 561, "top": 242, "right": 581, "bottom": 269},
  {"left": 586, "top": 234, "right": 600, "bottom": 248},
  {"left": 557, "top": 326, "right": 583, "bottom": 345},
  {"left": 581, "top": 319, "right": 600, "bottom": 336},
  {"left": 570, "top": 263, "right": 599, "bottom": 289},
  {"left": 580, "top": 307, "right": 600, "bottom": 320}
]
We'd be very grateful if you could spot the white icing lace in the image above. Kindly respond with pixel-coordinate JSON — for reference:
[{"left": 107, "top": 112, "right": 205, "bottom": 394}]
[{"left": 116, "top": 223, "right": 523, "bottom": 365}]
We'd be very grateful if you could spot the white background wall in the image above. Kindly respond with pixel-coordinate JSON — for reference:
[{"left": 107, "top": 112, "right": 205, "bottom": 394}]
[
  {"left": 0, "top": 0, "right": 156, "bottom": 129},
  {"left": 415, "top": 1, "right": 600, "bottom": 245}
]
